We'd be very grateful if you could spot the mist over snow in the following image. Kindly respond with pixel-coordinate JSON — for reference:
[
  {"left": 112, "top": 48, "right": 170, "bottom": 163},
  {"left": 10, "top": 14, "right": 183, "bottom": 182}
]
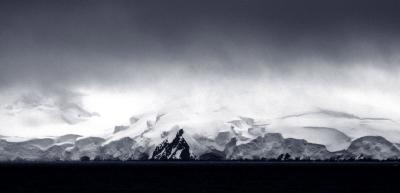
[
  {"left": 1, "top": 0, "right": 400, "bottom": 148},
  {"left": 1, "top": 63, "right": 400, "bottom": 139}
]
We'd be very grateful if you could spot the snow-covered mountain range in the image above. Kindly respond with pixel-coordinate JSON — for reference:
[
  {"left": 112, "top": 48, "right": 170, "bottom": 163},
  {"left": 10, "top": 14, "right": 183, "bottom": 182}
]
[{"left": 1, "top": 108, "right": 400, "bottom": 161}]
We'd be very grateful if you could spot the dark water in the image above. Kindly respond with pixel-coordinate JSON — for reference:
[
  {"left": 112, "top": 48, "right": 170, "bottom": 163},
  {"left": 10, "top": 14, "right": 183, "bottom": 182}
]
[{"left": 0, "top": 161, "right": 398, "bottom": 193}]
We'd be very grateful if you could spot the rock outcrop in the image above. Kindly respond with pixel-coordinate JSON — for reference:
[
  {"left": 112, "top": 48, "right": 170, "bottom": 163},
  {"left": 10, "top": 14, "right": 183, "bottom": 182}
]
[{"left": 151, "top": 129, "right": 193, "bottom": 160}]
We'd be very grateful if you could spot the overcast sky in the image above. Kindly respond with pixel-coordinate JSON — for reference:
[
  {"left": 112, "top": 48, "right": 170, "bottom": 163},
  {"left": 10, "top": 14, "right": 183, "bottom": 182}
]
[{"left": 1, "top": 0, "right": 400, "bottom": 137}]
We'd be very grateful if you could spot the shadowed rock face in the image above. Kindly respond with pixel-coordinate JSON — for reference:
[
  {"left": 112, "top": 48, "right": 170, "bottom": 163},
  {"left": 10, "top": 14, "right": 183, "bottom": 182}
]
[
  {"left": 199, "top": 150, "right": 226, "bottom": 160},
  {"left": 0, "top": 139, "right": 44, "bottom": 161},
  {"left": 101, "top": 137, "right": 136, "bottom": 160},
  {"left": 224, "top": 137, "right": 238, "bottom": 158},
  {"left": 151, "top": 129, "right": 193, "bottom": 160},
  {"left": 223, "top": 134, "right": 400, "bottom": 161},
  {"left": 67, "top": 137, "right": 105, "bottom": 160},
  {"left": 215, "top": 131, "right": 233, "bottom": 146},
  {"left": 42, "top": 144, "right": 74, "bottom": 161},
  {"left": 347, "top": 136, "right": 400, "bottom": 160},
  {"left": 227, "top": 133, "right": 334, "bottom": 160}
]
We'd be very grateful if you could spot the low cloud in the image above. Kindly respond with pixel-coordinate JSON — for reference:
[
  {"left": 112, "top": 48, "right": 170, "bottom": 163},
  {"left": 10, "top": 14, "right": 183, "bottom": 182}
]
[{"left": 2, "top": 89, "right": 99, "bottom": 125}]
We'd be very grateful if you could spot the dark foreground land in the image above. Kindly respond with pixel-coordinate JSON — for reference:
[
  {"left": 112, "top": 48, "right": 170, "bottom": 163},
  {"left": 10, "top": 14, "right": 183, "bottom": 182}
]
[{"left": 0, "top": 161, "right": 399, "bottom": 193}]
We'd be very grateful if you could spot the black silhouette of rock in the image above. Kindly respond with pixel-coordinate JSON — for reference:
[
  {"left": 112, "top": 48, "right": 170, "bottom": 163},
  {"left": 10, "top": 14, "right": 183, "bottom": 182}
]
[
  {"left": 151, "top": 129, "right": 193, "bottom": 160},
  {"left": 80, "top": 156, "right": 90, "bottom": 161}
]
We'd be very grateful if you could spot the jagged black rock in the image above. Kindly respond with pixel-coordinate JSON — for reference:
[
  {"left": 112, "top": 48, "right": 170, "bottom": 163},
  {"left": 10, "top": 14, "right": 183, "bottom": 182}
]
[{"left": 151, "top": 129, "right": 193, "bottom": 160}]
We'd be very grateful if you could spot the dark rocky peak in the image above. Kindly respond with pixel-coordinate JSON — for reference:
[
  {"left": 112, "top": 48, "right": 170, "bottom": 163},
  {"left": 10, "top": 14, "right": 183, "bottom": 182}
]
[{"left": 151, "top": 129, "right": 193, "bottom": 160}]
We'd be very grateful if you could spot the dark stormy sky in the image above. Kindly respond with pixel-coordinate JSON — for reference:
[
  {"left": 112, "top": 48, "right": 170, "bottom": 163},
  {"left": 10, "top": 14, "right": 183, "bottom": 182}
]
[{"left": 0, "top": 0, "right": 400, "bottom": 137}]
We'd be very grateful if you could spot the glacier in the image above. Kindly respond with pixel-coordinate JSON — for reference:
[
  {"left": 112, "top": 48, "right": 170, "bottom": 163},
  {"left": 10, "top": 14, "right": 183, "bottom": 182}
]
[{"left": 1, "top": 108, "right": 400, "bottom": 161}]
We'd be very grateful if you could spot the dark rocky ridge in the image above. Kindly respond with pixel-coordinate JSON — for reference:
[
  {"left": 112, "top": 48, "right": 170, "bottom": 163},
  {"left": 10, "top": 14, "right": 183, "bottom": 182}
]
[{"left": 151, "top": 129, "right": 193, "bottom": 160}]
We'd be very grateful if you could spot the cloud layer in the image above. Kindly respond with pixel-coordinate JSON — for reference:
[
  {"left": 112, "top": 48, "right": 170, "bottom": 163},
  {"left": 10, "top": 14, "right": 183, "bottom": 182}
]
[{"left": 0, "top": 0, "right": 400, "bottom": 137}]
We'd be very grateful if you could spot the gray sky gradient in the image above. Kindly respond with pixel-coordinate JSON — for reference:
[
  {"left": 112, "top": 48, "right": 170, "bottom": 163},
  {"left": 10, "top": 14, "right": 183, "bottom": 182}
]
[
  {"left": 1, "top": 0, "right": 400, "bottom": 89},
  {"left": 1, "top": 0, "right": 400, "bottom": 137}
]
